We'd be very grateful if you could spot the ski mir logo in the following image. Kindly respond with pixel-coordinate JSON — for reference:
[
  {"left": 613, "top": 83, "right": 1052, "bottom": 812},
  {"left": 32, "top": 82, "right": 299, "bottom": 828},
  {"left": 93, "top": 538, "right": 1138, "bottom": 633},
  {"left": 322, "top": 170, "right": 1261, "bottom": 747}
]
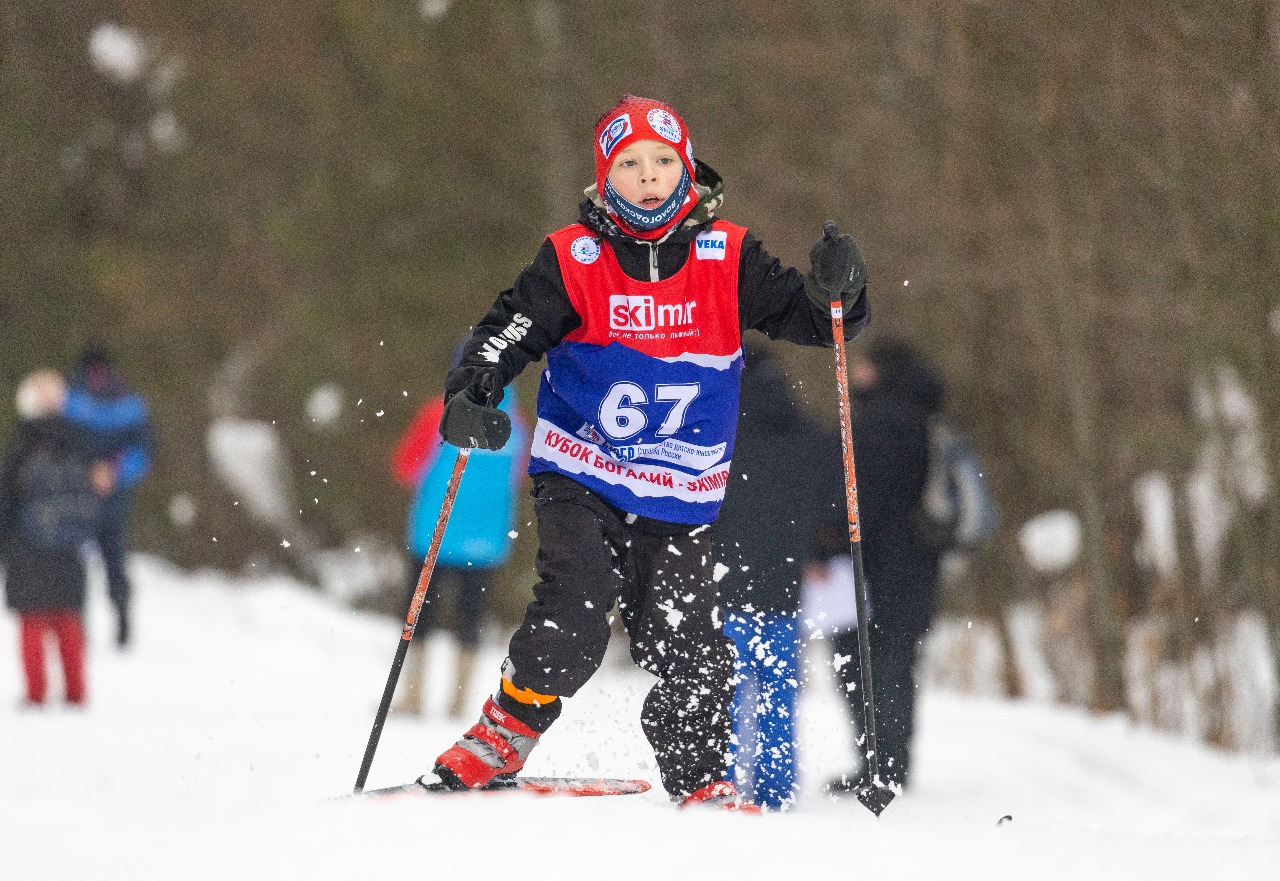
[{"left": 610, "top": 295, "right": 697, "bottom": 331}]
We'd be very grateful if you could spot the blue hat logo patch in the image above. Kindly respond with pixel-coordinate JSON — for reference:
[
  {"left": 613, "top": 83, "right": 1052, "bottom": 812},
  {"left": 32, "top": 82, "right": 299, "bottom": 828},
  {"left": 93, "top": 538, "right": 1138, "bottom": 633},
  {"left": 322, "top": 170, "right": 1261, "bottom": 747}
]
[{"left": 599, "top": 114, "right": 632, "bottom": 159}]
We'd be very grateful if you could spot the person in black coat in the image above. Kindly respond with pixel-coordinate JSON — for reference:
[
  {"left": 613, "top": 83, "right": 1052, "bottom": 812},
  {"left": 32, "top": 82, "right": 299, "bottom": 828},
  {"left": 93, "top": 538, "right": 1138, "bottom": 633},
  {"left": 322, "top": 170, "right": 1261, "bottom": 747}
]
[
  {"left": 828, "top": 336, "right": 945, "bottom": 793},
  {"left": 2, "top": 370, "right": 113, "bottom": 707},
  {"left": 714, "top": 338, "right": 845, "bottom": 808}
]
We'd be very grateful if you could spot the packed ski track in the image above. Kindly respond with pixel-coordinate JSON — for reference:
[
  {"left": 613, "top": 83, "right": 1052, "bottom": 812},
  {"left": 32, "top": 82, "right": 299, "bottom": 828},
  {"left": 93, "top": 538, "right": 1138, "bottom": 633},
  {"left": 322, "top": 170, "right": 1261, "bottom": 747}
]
[{"left": 2, "top": 555, "right": 1277, "bottom": 880}]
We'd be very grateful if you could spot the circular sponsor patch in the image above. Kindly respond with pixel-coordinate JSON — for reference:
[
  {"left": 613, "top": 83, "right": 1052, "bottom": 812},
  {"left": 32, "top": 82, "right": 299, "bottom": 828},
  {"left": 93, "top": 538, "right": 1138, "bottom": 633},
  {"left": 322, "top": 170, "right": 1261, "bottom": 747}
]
[
  {"left": 647, "top": 108, "right": 682, "bottom": 143},
  {"left": 570, "top": 235, "right": 601, "bottom": 265}
]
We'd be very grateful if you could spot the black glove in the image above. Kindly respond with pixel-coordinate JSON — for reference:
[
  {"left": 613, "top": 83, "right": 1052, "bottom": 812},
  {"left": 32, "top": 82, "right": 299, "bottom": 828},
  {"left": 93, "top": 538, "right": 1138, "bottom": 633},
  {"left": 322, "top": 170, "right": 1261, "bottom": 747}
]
[
  {"left": 439, "top": 368, "right": 512, "bottom": 450},
  {"left": 804, "top": 220, "right": 868, "bottom": 311}
]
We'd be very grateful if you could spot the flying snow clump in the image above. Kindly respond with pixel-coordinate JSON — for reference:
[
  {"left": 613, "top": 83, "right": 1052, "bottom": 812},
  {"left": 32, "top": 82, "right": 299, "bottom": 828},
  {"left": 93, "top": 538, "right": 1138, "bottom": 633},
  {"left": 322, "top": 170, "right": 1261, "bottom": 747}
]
[{"left": 89, "top": 23, "right": 146, "bottom": 83}]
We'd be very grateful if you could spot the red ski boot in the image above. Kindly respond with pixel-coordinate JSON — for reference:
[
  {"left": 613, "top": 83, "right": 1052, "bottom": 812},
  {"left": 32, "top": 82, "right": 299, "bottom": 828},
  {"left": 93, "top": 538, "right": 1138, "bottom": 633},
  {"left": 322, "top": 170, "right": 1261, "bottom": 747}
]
[
  {"left": 433, "top": 697, "right": 542, "bottom": 789},
  {"left": 680, "top": 781, "right": 763, "bottom": 813}
]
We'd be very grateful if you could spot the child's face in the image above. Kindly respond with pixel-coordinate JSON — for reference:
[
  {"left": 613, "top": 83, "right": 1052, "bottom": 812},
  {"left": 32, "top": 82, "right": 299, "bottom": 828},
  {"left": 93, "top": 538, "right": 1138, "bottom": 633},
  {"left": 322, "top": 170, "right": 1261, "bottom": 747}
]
[{"left": 607, "top": 139, "right": 684, "bottom": 208}]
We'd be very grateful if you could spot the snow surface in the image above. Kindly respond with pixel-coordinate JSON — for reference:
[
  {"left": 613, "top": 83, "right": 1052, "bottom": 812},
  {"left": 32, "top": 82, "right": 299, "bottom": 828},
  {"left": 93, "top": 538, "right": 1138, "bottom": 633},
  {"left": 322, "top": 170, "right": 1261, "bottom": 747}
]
[{"left": 3, "top": 556, "right": 1278, "bottom": 880}]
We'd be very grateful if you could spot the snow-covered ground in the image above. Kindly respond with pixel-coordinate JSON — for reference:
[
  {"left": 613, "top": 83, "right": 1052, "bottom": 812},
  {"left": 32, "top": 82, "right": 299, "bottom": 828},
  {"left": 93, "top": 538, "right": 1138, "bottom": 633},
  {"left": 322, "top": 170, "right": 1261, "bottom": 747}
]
[{"left": 3, "top": 555, "right": 1278, "bottom": 880}]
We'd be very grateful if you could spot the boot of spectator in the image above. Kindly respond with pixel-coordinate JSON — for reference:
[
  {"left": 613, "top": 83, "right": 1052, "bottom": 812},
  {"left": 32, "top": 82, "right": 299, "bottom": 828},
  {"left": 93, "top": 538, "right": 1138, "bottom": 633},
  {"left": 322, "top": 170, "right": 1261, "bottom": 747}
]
[
  {"left": 449, "top": 647, "right": 479, "bottom": 717},
  {"left": 392, "top": 641, "right": 427, "bottom": 716}
]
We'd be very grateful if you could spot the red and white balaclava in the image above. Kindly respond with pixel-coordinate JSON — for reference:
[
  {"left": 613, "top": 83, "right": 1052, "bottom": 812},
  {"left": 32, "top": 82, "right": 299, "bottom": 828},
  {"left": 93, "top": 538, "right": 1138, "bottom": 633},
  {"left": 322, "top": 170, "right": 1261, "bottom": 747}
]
[{"left": 592, "top": 94, "right": 698, "bottom": 239}]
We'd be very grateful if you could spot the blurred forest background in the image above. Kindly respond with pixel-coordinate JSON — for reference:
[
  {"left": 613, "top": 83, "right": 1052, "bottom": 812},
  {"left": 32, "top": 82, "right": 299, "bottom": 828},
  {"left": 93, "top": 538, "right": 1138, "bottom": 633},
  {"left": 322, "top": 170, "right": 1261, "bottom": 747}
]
[{"left": 3, "top": 1, "right": 1278, "bottom": 752}]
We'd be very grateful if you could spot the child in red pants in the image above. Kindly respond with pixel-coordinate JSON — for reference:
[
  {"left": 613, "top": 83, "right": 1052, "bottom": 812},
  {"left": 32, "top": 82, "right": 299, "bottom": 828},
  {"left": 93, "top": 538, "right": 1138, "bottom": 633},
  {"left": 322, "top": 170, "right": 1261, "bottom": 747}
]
[
  {"left": 19, "top": 611, "right": 86, "bottom": 705},
  {"left": 3, "top": 369, "right": 113, "bottom": 707}
]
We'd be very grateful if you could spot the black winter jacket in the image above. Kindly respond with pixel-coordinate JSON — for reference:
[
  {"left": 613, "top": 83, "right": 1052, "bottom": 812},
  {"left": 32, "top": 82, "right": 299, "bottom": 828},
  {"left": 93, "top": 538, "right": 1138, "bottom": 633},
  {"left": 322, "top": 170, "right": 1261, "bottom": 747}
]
[
  {"left": 0, "top": 416, "right": 98, "bottom": 613},
  {"left": 446, "top": 160, "right": 869, "bottom": 402},
  {"left": 851, "top": 358, "right": 945, "bottom": 635},
  {"left": 713, "top": 348, "right": 845, "bottom": 615}
]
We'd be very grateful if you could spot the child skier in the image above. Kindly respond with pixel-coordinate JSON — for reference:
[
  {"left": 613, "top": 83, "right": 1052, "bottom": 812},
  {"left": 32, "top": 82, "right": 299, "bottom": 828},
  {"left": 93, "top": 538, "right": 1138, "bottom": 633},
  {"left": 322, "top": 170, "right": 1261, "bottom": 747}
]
[{"left": 431, "top": 94, "right": 869, "bottom": 808}]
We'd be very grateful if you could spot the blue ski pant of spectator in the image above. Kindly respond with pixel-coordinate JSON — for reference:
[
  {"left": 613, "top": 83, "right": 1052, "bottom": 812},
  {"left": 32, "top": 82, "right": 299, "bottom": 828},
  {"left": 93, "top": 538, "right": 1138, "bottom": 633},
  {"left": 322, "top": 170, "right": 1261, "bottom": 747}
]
[
  {"left": 98, "top": 490, "right": 133, "bottom": 607},
  {"left": 97, "top": 489, "right": 135, "bottom": 647},
  {"left": 725, "top": 611, "right": 801, "bottom": 811}
]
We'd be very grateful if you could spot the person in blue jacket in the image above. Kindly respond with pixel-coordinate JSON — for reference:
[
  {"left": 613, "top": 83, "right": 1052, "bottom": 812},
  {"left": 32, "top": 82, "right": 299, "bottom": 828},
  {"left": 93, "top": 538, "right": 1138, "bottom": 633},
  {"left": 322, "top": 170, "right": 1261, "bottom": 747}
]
[
  {"left": 64, "top": 342, "right": 153, "bottom": 649},
  {"left": 390, "top": 382, "right": 528, "bottom": 716}
]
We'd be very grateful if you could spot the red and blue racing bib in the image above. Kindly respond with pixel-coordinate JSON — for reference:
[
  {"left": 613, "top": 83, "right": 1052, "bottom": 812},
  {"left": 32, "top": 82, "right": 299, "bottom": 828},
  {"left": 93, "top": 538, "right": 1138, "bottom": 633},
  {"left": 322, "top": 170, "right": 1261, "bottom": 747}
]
[{"left": 530, "top": 221, "right": 746, "bottom": 524}]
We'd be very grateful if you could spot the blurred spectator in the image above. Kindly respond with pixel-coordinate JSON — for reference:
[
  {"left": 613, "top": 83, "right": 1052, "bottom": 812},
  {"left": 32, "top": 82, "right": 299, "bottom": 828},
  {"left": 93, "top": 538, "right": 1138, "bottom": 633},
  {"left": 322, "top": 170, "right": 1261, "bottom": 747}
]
[
  {"left": 2, "top": 370, "right": 114, "bottom": 707},
  {"left": 64, "top": 342, "right": 153, "bottom": 650},
  {"left": 826, "top": 336, "right": 946, "bottom": 793},
  {"left": 713, "top": 339, "right": 844, "bottom": 810},
  {"left": 804, "top": 521, "right": 868, "bottom": 788},
  {"left": 389, "top": 378, "right": 528, "bottom": 717}
]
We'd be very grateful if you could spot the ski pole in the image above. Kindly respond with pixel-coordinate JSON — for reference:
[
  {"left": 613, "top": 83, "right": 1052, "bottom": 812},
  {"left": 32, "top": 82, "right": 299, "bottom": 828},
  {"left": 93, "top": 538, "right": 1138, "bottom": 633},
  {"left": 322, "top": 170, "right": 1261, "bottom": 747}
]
[
  {"left": 353, "top": 445, "right": 471, "bottom": 794},
  {"left": 826, "top": 231, "right": 895, "bottom": 817}
]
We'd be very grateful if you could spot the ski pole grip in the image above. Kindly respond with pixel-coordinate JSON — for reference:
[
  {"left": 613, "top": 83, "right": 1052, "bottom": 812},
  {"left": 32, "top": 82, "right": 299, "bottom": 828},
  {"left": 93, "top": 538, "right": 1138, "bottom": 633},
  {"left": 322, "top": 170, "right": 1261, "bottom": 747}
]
[{"left": 823, "top": 219, "right": 839, "bottom": 239}]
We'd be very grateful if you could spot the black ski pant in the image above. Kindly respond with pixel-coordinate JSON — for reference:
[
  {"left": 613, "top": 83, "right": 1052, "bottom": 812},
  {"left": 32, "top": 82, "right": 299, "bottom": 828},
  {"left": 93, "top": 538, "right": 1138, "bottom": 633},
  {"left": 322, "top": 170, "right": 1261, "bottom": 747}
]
[
  {"left": 501, "top": 475, "right": 735, "bottom": 799},
  {"left": 831, "top": 621, "right": 926, "bottom": 789},
  {"left": 98, "top": 489, "right": 134, "bottom": 646}
]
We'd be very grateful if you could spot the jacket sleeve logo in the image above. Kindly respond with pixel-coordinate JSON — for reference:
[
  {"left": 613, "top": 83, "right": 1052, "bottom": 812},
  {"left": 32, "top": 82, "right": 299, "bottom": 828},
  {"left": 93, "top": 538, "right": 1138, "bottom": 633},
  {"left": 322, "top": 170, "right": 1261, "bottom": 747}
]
[{"left": 478, "top": 313, "right": 535, "bottom": 363}]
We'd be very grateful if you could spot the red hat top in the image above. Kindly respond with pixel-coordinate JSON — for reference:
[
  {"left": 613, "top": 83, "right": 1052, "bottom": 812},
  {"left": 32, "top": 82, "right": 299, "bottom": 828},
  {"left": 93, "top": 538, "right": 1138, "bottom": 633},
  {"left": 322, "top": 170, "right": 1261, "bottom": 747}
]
[{"left": 592, "top": 95, "right": 696, "bottom": 200}]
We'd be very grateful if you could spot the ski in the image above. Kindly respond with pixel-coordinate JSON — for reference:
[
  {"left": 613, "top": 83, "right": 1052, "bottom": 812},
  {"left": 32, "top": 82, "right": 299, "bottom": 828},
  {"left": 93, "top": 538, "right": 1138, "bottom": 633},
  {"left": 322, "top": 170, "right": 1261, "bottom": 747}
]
[{"left": 341, "top": 776, "right": 652, "bottom": 801}]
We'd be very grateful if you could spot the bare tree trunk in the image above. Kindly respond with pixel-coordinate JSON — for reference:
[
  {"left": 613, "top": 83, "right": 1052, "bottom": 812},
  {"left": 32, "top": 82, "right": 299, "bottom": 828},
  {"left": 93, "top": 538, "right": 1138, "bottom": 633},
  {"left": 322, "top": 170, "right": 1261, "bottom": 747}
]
[
  {"left": 1031, "top": 15, "right": 1124, "bottom": 712},
  {"left": 529, "top": 0, "right": 574, "bottom": 230},
  {"left": 1248, "top": 0, "right": 1280, "bottom": 630},
  {"left": 1149, "top": 12, "right": 1230, "bottom": 637}
]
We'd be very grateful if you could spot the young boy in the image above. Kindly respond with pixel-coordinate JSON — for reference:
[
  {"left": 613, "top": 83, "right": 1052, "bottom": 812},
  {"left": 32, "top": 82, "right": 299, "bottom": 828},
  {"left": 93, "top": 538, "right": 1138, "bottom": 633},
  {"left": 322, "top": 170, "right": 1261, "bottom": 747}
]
[{"left": 432, "top": 94, "right": 869, "bottom": 808}]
